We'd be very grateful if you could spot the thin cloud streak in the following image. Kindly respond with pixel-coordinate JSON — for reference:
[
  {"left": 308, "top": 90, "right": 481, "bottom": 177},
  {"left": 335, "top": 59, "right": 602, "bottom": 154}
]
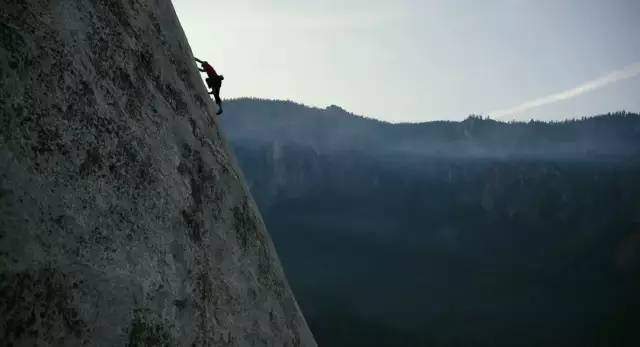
[{"left": 492, "top": 61, "right": 640, "bottom": 119}]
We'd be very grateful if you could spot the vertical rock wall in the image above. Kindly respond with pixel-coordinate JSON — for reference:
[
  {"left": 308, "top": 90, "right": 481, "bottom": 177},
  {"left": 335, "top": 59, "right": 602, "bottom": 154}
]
[{"left": 0, "top": 0, "right": 315, "bottom": 345}]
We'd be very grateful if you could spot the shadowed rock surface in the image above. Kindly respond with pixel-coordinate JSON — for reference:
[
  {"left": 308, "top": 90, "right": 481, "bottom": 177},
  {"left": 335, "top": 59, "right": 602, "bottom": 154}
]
[{"left": 0, "top": 1, "right": 315, "bottom": 346}]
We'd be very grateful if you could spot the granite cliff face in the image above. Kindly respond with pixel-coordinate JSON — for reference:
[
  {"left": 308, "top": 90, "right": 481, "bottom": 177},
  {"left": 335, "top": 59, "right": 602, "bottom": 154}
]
[{"left": 0, "top": 1, "right": 315, "bottom": 345}]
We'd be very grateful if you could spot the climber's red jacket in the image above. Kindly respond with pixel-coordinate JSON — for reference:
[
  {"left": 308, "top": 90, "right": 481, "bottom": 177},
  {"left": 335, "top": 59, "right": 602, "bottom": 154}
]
[{"left": 202, "top": 62, "right": 218, "bottom": 78}]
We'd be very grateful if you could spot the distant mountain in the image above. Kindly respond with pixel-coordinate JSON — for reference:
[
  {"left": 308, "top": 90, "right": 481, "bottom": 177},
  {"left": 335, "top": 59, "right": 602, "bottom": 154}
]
[
  {"left": 222, "top": 98, "right": 640, "bottom": 159},
  {"left": 221, "top": 99, "right": 640, "bottom": 347}
]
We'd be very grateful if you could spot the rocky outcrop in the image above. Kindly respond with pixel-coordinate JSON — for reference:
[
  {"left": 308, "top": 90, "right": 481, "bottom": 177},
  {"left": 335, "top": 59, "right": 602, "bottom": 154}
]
[{"left": 0, "top": 1, "right": 315, "bottom": 345}]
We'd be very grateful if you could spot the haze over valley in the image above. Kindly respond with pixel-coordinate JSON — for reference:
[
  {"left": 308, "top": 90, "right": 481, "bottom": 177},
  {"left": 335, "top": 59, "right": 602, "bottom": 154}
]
[{"left": 222, "top": 99, "right": 640, "bottom": 346}]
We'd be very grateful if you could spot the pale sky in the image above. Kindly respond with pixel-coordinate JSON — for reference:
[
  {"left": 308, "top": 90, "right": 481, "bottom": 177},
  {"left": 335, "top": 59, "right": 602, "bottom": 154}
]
[{"left": 172, "top": 0, "right": 640, "bottom": 122}]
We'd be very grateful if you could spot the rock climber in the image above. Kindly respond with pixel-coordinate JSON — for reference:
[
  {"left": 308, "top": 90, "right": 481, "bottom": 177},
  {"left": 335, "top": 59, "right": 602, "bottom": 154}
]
[{"left": 195, "top": 57, "right": 224, "bottom": 115}]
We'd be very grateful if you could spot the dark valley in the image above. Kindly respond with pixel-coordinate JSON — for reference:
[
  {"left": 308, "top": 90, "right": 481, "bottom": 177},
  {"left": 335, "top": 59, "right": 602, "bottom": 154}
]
[{"left": 222, "top": 99, "right": 640, "bottom": 347}]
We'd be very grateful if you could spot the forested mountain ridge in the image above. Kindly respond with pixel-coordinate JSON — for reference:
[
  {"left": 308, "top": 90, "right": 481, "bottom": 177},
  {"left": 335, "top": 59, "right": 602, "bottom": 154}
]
[{"left": 222, "top": 98, "right": 640, "bottom": 159}]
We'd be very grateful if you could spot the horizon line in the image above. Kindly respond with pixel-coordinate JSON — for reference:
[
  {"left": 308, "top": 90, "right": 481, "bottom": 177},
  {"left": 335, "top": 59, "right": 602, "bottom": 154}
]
[{"left": 225, "top": 97, "right": 638, "bottom": 125}]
